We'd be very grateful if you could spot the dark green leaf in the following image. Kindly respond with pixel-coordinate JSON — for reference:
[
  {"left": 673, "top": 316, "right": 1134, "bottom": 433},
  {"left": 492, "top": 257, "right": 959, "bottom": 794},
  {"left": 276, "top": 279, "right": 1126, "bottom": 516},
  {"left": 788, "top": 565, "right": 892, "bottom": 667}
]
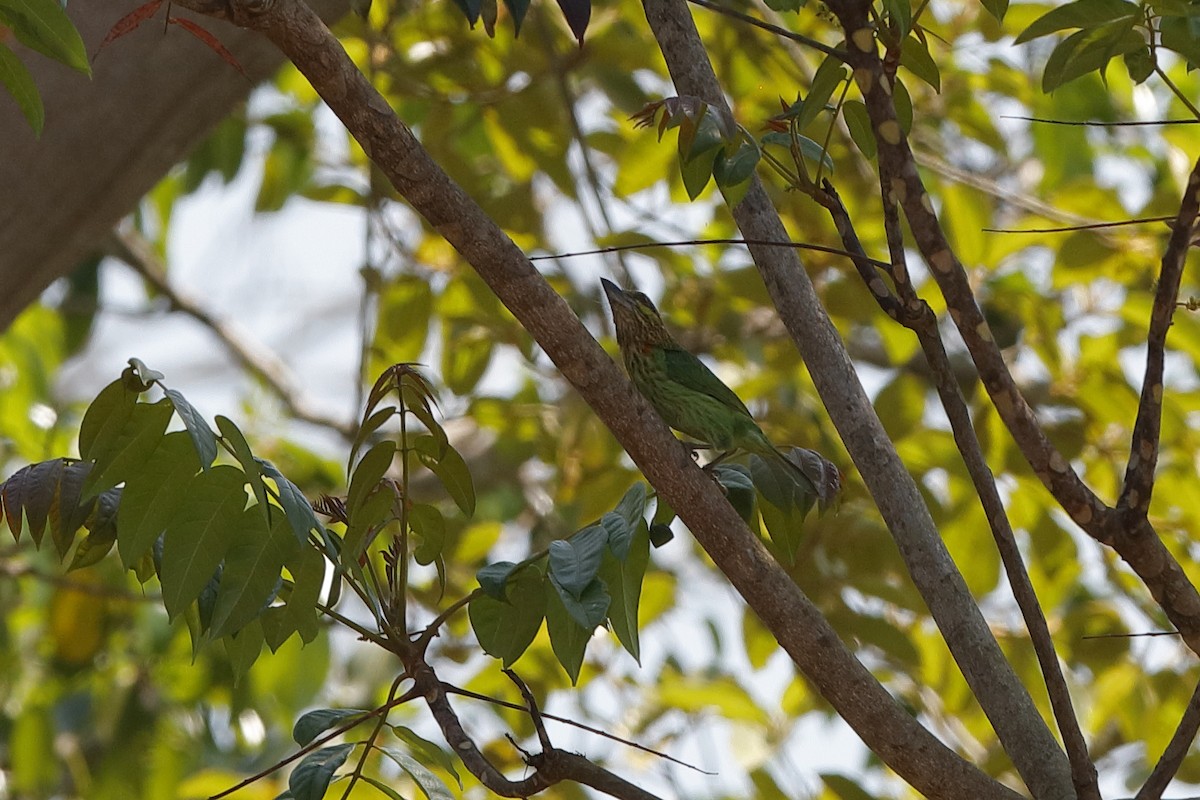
[
  {"left": 160, "top": 465, "right": 249, "bottom": 618},
  {"left": 550, "top": 574, "right": 610, "bottom": 629},
  {"left": 796, "top": 55, "right": 847, "bottom": 132},
  {"left": 164, "top": 388, "right": 217, "bottom": 471},
  {"left": 900, "top": 35, "right": 941, "bottom": 91},
  {"left": 116, "top": 431, "right": 201, "bottom": 567},
  {"left": 1042, "top": 23, "right": 1142, "bottom": 91},
  {"left": 649, "top": 523, "right": 675, "bottom": 547},
  {"left": 502, "top": 0, "right": 531, "bottom": 33},
  {"left": 349, "top": 406, "right": 397, "bottom": 472},
  {"left": 554, "top": 0, "right": 590, "bottom": 44},
  {"left": 599, "top": 522, "right": 650, "bottom": 663},
  {"left": 289, "top": 743, "right": 355, "bottom": 800},
  {"left": 1, "top": 458, "right": 62, "bottom": 545},
  {"left": 224, "top": 618, "right": 264, "bottom": 681},
  {"left": 293, "top": 708, "right": 370, "bottom": 746},
  {"left": 883, "top": 0, "right": 911, "bottom": 39},
  {"left": 545, "top": 579, "right": 590, "bottom": 683},
  {"left": 1123, "top": 46, "right": 1155, "bottom": 83},
  {"left": 548, "top": 524, "right": 607, "bottom": 596},
  {"left": 477, "top": 560, "right": 520, "bottom": 598},
  {"left": 0, "top": 42, "right": 42, "bottom": 135},
  {"left": 418, "top": 442, "right": 475, "bottom": 517},
  {"left": 83, "top": 398, "right": 173, "bottom": 499},
  {"left": 78, "top": 379, "right": 139, "bottom": 463},
  {"left": 469, "top": 567, "right": 546, "bottom": 666},
  {"left": 842, "top": 100, "right": 876, "bottom": 159},
  {"left": 600, "top": 511, "right": 632, "bottom": 560},
  {"left": 409, "top": 502, "right": 445, "bottom": 565},
  {"left": 1159, "top": 15, "right": 1200, "bottom": 68},
  {"left": 215, "top": 415, "right": 269, "bottom": 514},
  {"left": 260, "top": 460, "right": 321, "bottom": 545},
  {"left": 347, "top": 440, "right": 396, "bottom": 517},
  {"left": 209, "top": 512, "right": 297, "bottom": 638},
  {"left": 712, "top": 463, "right": 757, "bottom": 525}
]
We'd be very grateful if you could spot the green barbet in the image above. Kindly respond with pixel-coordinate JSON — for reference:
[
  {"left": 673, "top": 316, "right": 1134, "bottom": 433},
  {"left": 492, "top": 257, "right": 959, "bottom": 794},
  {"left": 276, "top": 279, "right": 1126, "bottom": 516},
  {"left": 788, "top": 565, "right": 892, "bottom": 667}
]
[{"left": 601, "top": 278, "right": 816, "bottom": 495}]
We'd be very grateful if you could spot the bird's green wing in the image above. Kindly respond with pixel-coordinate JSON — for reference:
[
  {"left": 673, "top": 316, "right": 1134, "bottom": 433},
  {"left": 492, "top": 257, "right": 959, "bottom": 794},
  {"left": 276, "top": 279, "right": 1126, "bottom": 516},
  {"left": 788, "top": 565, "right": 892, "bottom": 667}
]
[{"left": 662, "top": 345, "right": 753, "bottom": 415}]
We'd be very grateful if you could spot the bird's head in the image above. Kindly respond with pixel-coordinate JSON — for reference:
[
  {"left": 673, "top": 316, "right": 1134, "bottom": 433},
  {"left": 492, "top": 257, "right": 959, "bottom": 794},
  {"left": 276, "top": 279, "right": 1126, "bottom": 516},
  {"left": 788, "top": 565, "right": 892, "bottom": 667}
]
[{"left": 601, "top": 278, "right": 674, "bottom": 353}]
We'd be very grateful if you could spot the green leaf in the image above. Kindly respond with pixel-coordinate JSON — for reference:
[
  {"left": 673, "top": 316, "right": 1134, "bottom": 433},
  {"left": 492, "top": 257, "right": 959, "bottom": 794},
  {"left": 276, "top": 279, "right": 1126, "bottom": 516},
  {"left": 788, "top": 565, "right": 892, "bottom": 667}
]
[
  {"left": 678, "top": 111, "right": 724, "bottom": 200},
  {"left": 2, "top": 458, "right": 62, "bottom": 545},
  {"left": 547, "top": 524, "right": 607, "bottom": 596},
  {"left": 215, "top": 415, "right": 269, "bottom": 514},
  {"left": 469, "top": 566, "right": 546, "bottom": 666},
  {"left": 289, "top": 743, "right": 355, "bottom": 800},
  {"left": 0, "top": 42, "right": 42, "bottom": 135},
  {"left": 260, "top": 460, "right": 321, "bottom": 545},
  {"left": 842, "top": 100, "right": 876, "bottom": 159},
  {"left": 1014, "top": 0, "right": 1138, "bottom": 43},
  {"left": 1123, "top": 45, "right": 1155, "bottom": 83},
  {"left": 159, "top": 465, "right": 249, "bottom": 619},
  {"left": 599, "top": 522, "right": 650, "bottom": 663},
  {"left": 223, "top": 618, "right": 264, "bottom": 681},
  {"left": 68, "top": 487, "right": 121, "bottom": 569},
  {"left": 545, "top": 580, "right": 590, "bottom": 683},
  {"left": 409, "top": 503, "right": 446, "bottom": 565},
  {"left": 116, "top": 431, "right": 201, "bottom": 567},
  {"left": 711, "top": 136, "right": 760, "bottom": 189},
  {"left": 711, "top": 463, "right": 757, "bottom": 525},
  {"left": 550, "top": 574, "right": 610, "bottom": 629},
  {"left": 900, "top": 35, "right": 941, "bottom": 92},
  {"left": 1159, "top": 15, "right": 1200, "bottom": 68},
  {"left": 378, "top": 747, "right": 456, "bottom": 800},
  {"left": 293, "top": 708, "right": 370, "bottom": 746},
  {"left": 417, "top": 442, "right": 475, "bottom": 517},
  {"left": 796, "top": 55, "right": 846, "bottom": 132},
  {"left": 78, "top": 379, "right": 139, "bottom": 463},
  {"left": 883, "top": 0, "right": 911, "bottom": 39},
  {"left": 209, "top": 511, "right": 298, "bottom": 638},
  {"left": 342, "top": 483, "right": 395, "bottom": 560},
  {"left": 349, "top": 406, "right": 396, "bottom": 471},
  {"left": 83, "top": 398, "right": 173, "bottom": 499},
  {"left": 0, "top": 0, "right": 89, "bottom": 74},
  {"left": 264, "top": 545, "right": 324, "bottom": 649},
  {"left": 389, "top": 726, "right": 462, "bottom": 788},
  {"left": 1042, "top": 22, "right": 1143, "bottom": 91},
  {"left": 598, "top": 514, "right": 631, "bottom": 565},
  {"left": 750, "top": 456, "right": 813, "bottom": 564},
  {"left": 501, "top": 0, "right": 531, "bottom": 32},
  {"left": 477, "top": 560, "right": 519, "bottom": 598},
  {"left": 163, "top": 388, "right": 217, "bottom": 470},
  {"left": 347, "top": 440, "right": 396, "bottom": 517},
  {"left": 980, "top": 0, "right": 1008, "bottom": 22}
]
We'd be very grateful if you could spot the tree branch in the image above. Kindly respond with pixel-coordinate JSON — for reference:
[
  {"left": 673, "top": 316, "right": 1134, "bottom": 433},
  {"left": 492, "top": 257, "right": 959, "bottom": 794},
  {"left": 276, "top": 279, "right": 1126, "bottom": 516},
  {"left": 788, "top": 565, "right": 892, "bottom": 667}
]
[
  {"left": 163, "top": 0, "right": 1026, "bottom": 796},
  {"left": 1118, "top": 157, "right": 1200, "bottom": 519},
  {"left": 1135, "top": 678, "right": 1200, "bottom": 800},
  {"left": 821, "top": 0, "right": 1200, "bottom": 661},
  {"left": 638, "top": 0, "right": 1073, "bottom": 796},
  {"left": 816, "top": 178, "right": 1099, "bottom": 800}
]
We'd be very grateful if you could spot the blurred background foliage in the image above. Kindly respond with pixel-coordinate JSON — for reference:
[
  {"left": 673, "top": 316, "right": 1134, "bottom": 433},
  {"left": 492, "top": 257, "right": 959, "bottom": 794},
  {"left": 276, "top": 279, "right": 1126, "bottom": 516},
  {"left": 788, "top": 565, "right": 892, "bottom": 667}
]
[{"left": 2, "top": 0, "right": 1200, "bottom": 796}]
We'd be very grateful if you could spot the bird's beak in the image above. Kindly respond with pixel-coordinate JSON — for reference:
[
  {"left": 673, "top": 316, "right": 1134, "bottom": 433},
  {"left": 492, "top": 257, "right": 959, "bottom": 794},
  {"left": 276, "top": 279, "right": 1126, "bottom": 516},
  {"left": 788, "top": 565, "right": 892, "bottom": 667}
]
[{"left": 601, "top": 278, "right": 631, "bottom": 310}]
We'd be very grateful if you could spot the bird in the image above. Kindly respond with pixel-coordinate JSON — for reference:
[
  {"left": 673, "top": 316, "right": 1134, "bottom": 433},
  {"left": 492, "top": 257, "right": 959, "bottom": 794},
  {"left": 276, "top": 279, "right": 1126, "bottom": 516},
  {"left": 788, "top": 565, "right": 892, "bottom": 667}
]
[{"left": 601, "top": 277, "right": 817, "bottom": 498}]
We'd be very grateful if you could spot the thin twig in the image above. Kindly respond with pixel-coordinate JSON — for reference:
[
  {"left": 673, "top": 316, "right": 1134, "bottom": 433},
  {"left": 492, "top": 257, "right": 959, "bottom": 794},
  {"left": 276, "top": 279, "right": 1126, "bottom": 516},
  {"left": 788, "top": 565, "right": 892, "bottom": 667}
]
[
  {"left": 442, "top": 683, "right": 713, "bottom": 773},
  {"left": 1135, "top": 679, "right": 1200, "bottom": 800},
  {"left": 685, "top": 0, "right": 845, "bottom": 59},
  {"left": 209, "top": 686, "right": 419, "bottom": 799},
  {"left": 984, "top": 215, "right": 1176, "bottom": 234},
  {"left": 529, "top": 237, "right": 891, "bottom": 268}
]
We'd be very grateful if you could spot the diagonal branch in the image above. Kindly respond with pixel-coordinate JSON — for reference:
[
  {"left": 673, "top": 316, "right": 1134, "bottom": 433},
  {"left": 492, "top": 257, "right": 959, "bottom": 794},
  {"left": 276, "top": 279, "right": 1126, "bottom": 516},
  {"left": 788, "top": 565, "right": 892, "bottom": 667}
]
[
  {"left": 816, "top": 177, "right": 1098, "bottom": 800},
  {"left": 1135, "top": 677, "right": 1200, "bottom": 800},
  {"left": 821, "top": 0, "right": 1200, "bottom": 660},
  {"left": 163, "top": 1, "right": 1024, "bottom": 797},
  {"left": 1118, "top": 158, "right": 1200, "bottom": 519},
  {"left": 638, "top": 0, "right": 1073, "bottom": 796}
]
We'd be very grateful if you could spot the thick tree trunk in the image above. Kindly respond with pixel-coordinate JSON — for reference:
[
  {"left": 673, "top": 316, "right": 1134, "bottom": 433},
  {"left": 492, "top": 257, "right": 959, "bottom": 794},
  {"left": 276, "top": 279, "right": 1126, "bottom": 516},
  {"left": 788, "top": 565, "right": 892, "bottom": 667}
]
[{"left": 0, "top": 0, "right": 349, "bottom": 331}]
